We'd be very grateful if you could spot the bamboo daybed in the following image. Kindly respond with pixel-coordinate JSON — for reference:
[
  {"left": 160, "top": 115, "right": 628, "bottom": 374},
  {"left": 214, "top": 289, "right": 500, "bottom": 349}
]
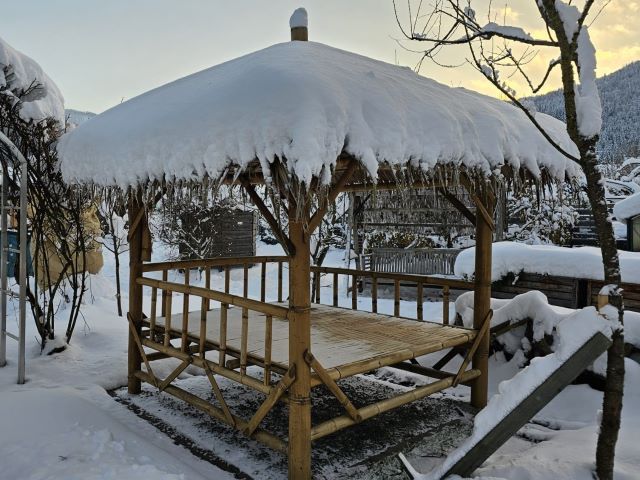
[{"left": 58, "top": 10, "right": 580, "bottom": 480}]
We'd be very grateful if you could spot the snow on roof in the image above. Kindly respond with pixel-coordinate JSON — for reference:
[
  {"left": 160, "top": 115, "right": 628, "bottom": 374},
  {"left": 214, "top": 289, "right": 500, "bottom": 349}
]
[
  {"left": 289, "top": 8, "right": 308, "bottom": 28},
  {"left": 58, "top": 41, "right": 580, "bottom": 188},
  {"left": 455, "top": 241, "right": 640, "bottom": 284},
  {"left": 613, "top": 192, "right": 640, "bottom": 222},
  {"left": 0, "top": 36, "right": 65, "bottom": 125}
]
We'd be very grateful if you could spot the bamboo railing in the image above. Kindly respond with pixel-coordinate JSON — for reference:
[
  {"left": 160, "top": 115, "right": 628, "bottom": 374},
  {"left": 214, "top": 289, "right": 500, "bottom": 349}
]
[{"left": 310, "top": 265, "right": 472, "bottom": 325}]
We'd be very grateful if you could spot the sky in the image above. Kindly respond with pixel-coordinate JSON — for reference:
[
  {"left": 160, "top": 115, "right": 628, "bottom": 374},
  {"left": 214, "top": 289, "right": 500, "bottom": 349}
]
[{"left": 0, "top": 0, "right": 637, "bottom": 114}]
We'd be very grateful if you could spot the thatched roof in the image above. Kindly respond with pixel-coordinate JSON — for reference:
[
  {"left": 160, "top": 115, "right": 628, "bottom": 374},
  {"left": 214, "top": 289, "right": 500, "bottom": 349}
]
[{"left": 58, "top": 41, "right": 580, "bottom": 190}]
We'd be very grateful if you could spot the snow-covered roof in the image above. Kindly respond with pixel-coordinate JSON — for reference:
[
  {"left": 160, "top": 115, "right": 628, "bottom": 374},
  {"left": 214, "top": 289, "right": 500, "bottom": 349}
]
[
  {"left": 613, "top": 192, "right": 640, "bottom": 222},
  {"left": 58, "top": 41, "right": 580, "bottom": 188},
  {"left": 0, "top": 36, "right": 65, "bottom": 125}
]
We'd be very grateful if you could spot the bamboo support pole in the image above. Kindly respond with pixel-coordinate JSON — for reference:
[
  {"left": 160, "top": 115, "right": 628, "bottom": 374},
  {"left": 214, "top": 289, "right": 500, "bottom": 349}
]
[
  {"left": 278, "top": 261, "right": 283, "bottom": 303},
  {"left": 199, "top": 297, "right": 207, "bottom": 356},
  {"left": 241, "top": 307, "right": 249, "bottom": 375},
  {"left": 245, "top": 366, "right": 296, "bottom": 437},
  {"left": 310, "top": 368, "right": 481, "bottom": 441},
  {"left": 134, "top": 370, "right": 287, "bottom": 453},
  {"left": 305, "top": 351, "right": 362, "bottom": 422},
  {"left": 127, "top": 191, "right": 145, "bottom": 394},
  {"left": 470, "top": 185, "right": 494, "bottom": 408},
  {"left": 394, "top": 279, "right": 400, "bottom": 317},
  {"left": 351, "top": 274, "right": 357, "bottom": 310},
  {"left": 443, "top": 285, "right": 450, "bottom": 325},
  {"left": 332, "top": 273, "right": 338, "bottom": 307},
  {"left": 150, "top": 287, "right": 158, "bottom": 339},
  {"left": 264, "top": 315, "right": 273, "bottom": 385},
  {"left": 315, "top": 272, "right": 321, "bottom": 303},
  {"left": 391, "top": 361, "right": 476, "bottom": 385},
  {"left": 243, "top": 263, "right": 249, "bottom": 298},
  {"left": 205, "top": 268, "right": 211, "bottom": 309},
  {"left": 261, "top": 261, "right": 266, "bottom": 302},
  {"left": 372, "top": 275, "right": 378, "bottom": 313},
  {"left": 164, "top": 290, "right": 173, "bottom": 347},
  {"left": 224, "top": 267, "right": 230, "bottom": 294},
  {"left": 287, "top": 204, "right": 312, "bottom": 479},
  {"left": 219, "top": 303, "right": 228, "bottom": 367},
  {"left": 161, "top": 270, "right": 168, "bottom": 317},
  {"left": 181, "top": 269, "right": 190, "bottom": 352},
  {"left": 416, "top": 282, "right": 423, "bottom": 321},
  {"left": 454, "top": 310, "right": 492, "bottom": 387}
]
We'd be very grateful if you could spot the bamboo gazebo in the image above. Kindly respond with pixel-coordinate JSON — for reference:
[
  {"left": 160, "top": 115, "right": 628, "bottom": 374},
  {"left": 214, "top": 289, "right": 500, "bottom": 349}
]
[{"left": 58, "top": 9, "right": 579, "bottom": 479}]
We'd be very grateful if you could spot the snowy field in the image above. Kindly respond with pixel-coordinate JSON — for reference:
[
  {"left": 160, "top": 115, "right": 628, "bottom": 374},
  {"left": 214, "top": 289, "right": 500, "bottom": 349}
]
[{"left": 1, "top": 242, "right": 639, "bottom": 479}]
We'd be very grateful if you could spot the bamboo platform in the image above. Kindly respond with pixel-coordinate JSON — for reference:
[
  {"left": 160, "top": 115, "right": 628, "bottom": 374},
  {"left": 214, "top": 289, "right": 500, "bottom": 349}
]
[{"left": 143, "top": 303, "right": 476, "bottom": 381}]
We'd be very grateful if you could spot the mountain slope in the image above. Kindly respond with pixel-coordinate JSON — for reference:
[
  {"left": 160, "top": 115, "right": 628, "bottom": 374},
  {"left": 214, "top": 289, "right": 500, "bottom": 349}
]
[
  {"left": 65, "top": 109, "right": 96, "bottom": 127},
  {"left": 531, "top": 61, "right": 640, "bottom": 163}
]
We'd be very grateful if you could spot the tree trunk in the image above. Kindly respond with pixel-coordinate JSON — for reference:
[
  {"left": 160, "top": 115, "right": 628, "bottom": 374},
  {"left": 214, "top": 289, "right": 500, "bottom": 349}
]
[{"left": 581, "top": 146, "right": 625, "bottom": 480}]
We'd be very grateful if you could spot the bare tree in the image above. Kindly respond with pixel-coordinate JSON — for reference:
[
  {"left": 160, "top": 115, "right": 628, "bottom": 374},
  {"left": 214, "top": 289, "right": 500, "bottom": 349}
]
[
  {"left": 0, "top": 75, "right": 90, "bottom": 350},
  {"left": 97, "top": 195, "right": 128, "bottom": 316},
  {"left": 394, "top": 1, "right": 623, "bottom": 478}
]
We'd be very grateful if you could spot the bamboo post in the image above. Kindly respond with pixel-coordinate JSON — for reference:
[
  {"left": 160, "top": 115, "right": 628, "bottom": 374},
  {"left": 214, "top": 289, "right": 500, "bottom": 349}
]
[
  {"left": 287, "top": 204, "right": 312, "bottom": 480},
  {"left": 372, "top": 275, "right": 378, "bottom": 313},
  {"left": 181, "top": 269, "right": 190, "bottom": 352},
  {"left": 264, "top": 314, "right": 273, "bottom": 385},
  {"left": 161, "top": 269, "right": 168, "bottom": 316},
  {"left": 241, "top": 307, "right": 249, "bottom": 375},
  {"left": 443, "top": 285, "right": 450, "bottom": 325},
  {"left": 150, "top": 287, "right": 158, "bottom": 339},
  {"left": 394, "top": 279, "right": 400, "bottom": 317},
  {"left": 471, "top": 185, "right": 494, "bottom": 409},
  {"left": 205, "top": 268, "right": 211, "bottom": 310},
  {"left": 278, "top": 261, "right": 283, "bottom": 303},
  {"left": 351, "top": 274, "right": 357, "bottom": 310},
  {"left": 417, "top": 282, "right": 423, "bottom": 321},
  {"left": 315, "top": 271, "right": 321, "bottom": 304},
  {"left": 243, "top": 263, "right": 249, "bottom": 298},
  {"left": 127, "top": 189, "right": 145, "bottom": 394},
  {"left": 219, "top": 303, "right": 228, "bottom": 367},
  {"left": 261, "top": 261, "right": 267, "bottom": 302},
  {"left": 224, "top": 266, "right": 230, "bottom": 294},
  {"left": 164, "top": 290, "right": 173, "bottom": 347}
]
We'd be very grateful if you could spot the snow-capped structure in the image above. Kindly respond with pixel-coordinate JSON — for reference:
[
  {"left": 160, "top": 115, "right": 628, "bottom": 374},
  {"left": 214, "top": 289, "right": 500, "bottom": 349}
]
[
  {"left": 614, "top": 191, "right": 640, "bottom": 223},
  {"left": 0, "top": 36, "right": 65, "bottom": 125},
  {"left": 58, "top": 39, "right": 579, "bottom": 188}
]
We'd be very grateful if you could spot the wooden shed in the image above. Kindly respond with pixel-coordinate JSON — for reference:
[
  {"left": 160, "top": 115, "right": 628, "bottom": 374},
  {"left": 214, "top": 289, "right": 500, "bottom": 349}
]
[{"left": 58, "top": 10, "right": 579, "bottom": 479}]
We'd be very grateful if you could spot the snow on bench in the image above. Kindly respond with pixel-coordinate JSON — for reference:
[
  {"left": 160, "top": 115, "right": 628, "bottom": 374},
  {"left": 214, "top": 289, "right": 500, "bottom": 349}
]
[{"left": 400, "top": 296, "right": 613, "bottom": 479}]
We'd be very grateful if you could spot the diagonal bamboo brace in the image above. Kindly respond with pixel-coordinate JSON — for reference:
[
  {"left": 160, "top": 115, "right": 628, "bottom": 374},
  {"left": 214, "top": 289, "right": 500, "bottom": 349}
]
[
  {"left": 127, "top": 313, "right": 158, "bottom": 387},
  {"left": 245, "top": 365, "right": 296, "bottom": 437},
  {"left": 453, "top": 309, "right": 493, "bottom": 387},
  {"left": 203, "top": 359, "right": 235, "bottom": 426},
  {"left": 158, "top": 358, "right": 191, "bottom": 391},
  {"left": 305, "top": 350, "right": 363, "bottom": 422}
]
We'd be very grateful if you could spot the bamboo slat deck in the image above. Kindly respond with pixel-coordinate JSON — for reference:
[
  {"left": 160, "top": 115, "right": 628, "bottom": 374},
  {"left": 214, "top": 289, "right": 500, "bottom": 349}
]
[{"left": 143, "top": 303, "right": 475, "bottom": 379}]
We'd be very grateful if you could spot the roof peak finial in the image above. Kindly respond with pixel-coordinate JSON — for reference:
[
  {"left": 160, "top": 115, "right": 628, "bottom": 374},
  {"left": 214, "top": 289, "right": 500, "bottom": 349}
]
[{"left": 290, "top": 8, "right": 308, "bottom": 41}]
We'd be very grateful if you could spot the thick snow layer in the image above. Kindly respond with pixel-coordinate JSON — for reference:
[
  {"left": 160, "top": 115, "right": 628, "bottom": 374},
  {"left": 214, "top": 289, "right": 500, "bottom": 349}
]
[
  {"left": 401, "top": 298, "right": 612, "bottom": 479},
  {"left": 0, "top": 35, "right": 65, "bottom": 124},
  {"left": 289, "top": 7, "right": 308, "bottom": 28},
  {"left": 58, "top": 41, "right": 580, "bottom": 187},
  {"left": 613, "top": 191, "right": 640, "bottom": 221},
  {"left": 454, "top": 241, "right": 640, "bottom": 283}
]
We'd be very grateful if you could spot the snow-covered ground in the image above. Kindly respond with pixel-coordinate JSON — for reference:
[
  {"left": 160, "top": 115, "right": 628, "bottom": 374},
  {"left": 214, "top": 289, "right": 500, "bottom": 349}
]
[{"left": 1, "top": 242, "right": 639, "bottom": 479}]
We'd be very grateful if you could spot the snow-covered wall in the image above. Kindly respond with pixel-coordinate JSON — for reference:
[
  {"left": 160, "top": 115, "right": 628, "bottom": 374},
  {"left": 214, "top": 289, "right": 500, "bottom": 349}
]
[
  {"left": 58, "top": 41, "right": 580, "bottom": 188},
  {"left": 455, "top": 241, "right": 640, "bottom": 284},
  {"left": 0, "top": 36, "right": 65, "bottom": 125},
  {"left": 613, "top": 192, "right": 640, "bottom": 222}
]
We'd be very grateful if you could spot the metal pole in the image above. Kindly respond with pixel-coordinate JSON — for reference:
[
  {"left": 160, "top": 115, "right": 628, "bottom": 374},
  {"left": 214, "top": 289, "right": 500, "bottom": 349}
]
[
  {"left": 17, "top": 158, "right": 27, "bottom": 384},
  {"left": 0, "top": 168, "right": 7, "bottom": 367}
]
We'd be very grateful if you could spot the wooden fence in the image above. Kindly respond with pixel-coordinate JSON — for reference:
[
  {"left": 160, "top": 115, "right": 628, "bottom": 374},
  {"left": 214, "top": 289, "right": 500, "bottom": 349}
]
[{"left": 360, "top": 248, "right": 460, "bottom": 277}]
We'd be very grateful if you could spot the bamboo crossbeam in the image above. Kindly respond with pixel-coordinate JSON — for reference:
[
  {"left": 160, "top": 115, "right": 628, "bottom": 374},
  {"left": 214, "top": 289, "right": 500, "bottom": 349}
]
[
  {"left": 390, "top": 361, "right": 475, "bottom": 386},
  {"left": 142, "top": 255, "right": 290, "bottom": 273},
  {"left": 245, "top": 366, "right": 296, "bottom": 437},
  {"left": 140, "top": 337, "right": 274, "bottom": 395},
  {"left": 310, "top": 368, "right": 481, "bottom": 441},
  {"left": 311, "top": 265, "right": 473, "bottom": 290},
  {"left": 134, "top": 370, "right": 287, "bottom": 453},
  {"left": 137, "top": 277, "right": 290, "bottom": 319},
  {"left": 305, "top": 351, "right": 362, "bottom": 422}
]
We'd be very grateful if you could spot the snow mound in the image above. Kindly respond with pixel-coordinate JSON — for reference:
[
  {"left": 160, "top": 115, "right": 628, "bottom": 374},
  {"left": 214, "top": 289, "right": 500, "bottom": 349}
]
[
  {"left": 454, "top": 241, "right": 640, "bottom": 284},
  {"left": 0, "top": 35, "right": 65, "bottom": 124},
  {"left": 58, "top": 41, "right": 580, "bottom": 188},
  {"left": 613, "top": 191, "right": 640, "bottom": 222},
  {"left": 402, "top": 295, "right": 612, "bottom": 479}
]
